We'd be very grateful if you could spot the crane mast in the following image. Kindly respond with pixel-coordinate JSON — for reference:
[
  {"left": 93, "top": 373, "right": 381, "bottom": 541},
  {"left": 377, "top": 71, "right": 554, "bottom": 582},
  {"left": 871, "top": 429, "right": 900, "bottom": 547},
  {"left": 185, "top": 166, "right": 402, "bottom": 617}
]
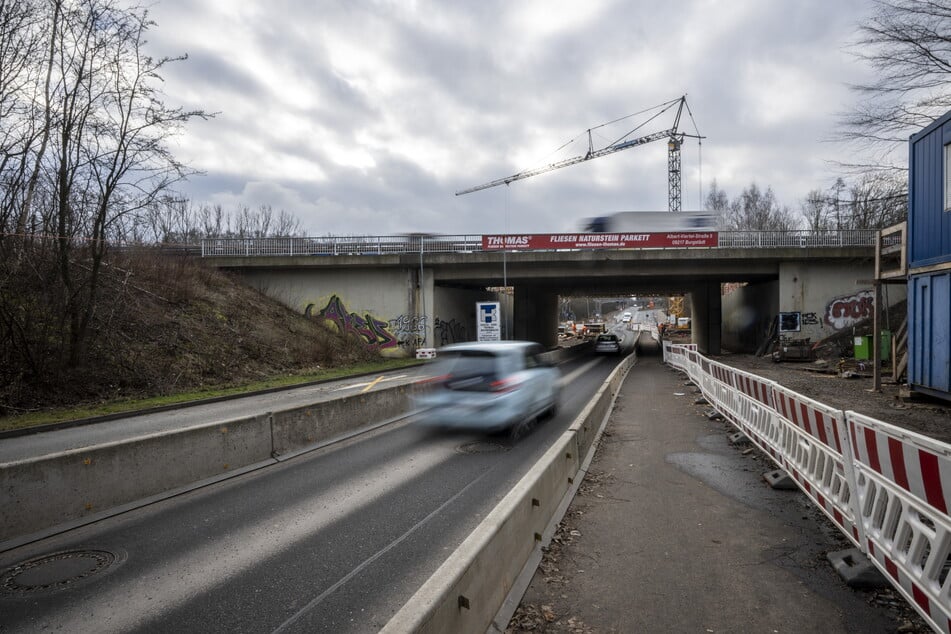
[{"left": 456, "top": 96, "right": 699, "bottom": 212}]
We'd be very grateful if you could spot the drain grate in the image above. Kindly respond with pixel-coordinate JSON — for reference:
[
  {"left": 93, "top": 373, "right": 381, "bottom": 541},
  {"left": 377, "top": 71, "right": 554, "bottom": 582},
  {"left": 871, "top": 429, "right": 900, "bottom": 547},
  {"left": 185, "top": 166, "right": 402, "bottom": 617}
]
[
  {"left": 457, "top": 440, "right": 510, "bottom": 454},
  {"left": 1, "top": 549, "right": 120, "bottom": 596}
]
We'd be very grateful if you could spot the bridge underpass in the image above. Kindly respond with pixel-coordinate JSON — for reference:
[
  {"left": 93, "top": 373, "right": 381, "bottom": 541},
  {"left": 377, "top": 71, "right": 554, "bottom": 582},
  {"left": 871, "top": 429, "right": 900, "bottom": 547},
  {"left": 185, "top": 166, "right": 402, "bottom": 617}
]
[{"left": 210, "top": 243, "right": 880, "bottom": 356}]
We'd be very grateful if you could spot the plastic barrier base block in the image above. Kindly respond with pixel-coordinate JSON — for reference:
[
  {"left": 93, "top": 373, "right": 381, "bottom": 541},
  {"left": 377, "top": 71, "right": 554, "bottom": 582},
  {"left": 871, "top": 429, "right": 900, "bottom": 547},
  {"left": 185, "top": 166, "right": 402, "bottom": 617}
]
[
  {"left": 763, "top": 469, "right": 798, "bottom": 490},
  {"left": 728, "top": 431, "right": 751, "bottom": 446},
  {"left": 827, "top": 549, "right": 887, "bottom": 589},
  {"left": 694, "top": 397, "right": 709, "bottom": 405},
  {"left": 705, "top": 409, "right": 723, "bottom": 420}
]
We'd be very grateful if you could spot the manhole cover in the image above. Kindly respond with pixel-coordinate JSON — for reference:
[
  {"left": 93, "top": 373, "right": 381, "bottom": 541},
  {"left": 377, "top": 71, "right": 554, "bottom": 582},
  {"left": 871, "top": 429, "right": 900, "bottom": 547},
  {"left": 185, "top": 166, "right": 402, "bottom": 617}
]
[
  {"left": 1, "top": 549, "right": 122, "bottom": 596},
  {"left": 457, "top": 440, "right": 510, "bottom": 454}
]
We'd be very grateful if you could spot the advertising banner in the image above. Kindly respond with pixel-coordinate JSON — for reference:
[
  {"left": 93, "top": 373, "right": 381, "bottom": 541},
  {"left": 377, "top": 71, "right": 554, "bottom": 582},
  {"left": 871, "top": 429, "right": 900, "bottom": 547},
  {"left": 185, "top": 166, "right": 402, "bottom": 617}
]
[{"left": 481, "top": 232, "right": 718, "bottom": 250}]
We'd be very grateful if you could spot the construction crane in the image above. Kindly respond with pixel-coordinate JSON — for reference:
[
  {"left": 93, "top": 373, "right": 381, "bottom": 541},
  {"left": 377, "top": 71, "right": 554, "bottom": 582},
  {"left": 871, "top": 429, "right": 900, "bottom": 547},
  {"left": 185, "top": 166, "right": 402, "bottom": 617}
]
[{"left": 455, "top": 96, "right": 702, "bottom": 212}]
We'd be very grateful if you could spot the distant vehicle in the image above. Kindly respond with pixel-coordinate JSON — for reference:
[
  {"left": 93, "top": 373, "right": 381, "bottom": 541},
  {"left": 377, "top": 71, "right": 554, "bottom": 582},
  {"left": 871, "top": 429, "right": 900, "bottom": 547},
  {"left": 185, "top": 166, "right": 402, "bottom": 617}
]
[
  {"left": 621, "top": 312, "right": 633, "bottom": 323},
  {"left": 412, "top": 341, "right": 560, "bottom": 438},
  {"left": 594, "top": 333, "right": 622, "bottom": 354},
  {"left": 582, "top": 211, "right": 718, "bottom": 234}
]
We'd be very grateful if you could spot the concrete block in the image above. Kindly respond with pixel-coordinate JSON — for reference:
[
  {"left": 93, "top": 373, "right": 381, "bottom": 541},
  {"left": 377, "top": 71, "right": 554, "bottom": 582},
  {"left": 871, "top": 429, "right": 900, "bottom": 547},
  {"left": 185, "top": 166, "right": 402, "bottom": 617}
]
[
  {"left": 694, "top": 397, "right": 709, "bottom": 405},
  {"left": 763, "top": 469, "right": 798, "bottom": 490},
  {"left": 728, "top": 431, "right": 751, "bottom": 446},
  {"left": 827, "top": 549, "right": 887, "bottom": 589},
  {"left": 705, "top": 409, "right": 723, "bottom": 420}
]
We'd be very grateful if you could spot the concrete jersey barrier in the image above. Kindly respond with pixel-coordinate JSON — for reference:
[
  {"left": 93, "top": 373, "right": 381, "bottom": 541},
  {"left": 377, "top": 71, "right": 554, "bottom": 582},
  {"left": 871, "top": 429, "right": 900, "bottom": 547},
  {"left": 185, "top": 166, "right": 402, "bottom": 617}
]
[
  {"left": 0, "top": 382, "right": 418, "bottom": 545},
  {"left": 382, "top": 351, "right": 636, "bottom": 633},
  {"left": 0, "top": 345, "right": 585, "bottom": 549}
]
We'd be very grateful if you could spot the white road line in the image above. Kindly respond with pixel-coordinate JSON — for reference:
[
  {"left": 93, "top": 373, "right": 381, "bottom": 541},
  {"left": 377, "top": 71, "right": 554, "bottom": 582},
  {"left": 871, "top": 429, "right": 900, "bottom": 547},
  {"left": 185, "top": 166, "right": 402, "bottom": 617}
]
[
  {"left": 35, "top": 442, "right": 458, "bottom": 633},
  {"left": 559, "top": 357, "right": 604, "bottom": 387},
  {"left": 331, "top": 373, "right": 410, "bottom": 392}
]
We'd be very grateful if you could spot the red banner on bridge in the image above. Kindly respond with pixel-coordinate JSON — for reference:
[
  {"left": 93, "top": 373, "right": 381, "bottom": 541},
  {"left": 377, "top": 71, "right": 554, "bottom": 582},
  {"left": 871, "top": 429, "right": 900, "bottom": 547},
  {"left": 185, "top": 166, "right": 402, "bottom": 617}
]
[{"left": 481, "top": 232, "right": 718, "bottom": 250}]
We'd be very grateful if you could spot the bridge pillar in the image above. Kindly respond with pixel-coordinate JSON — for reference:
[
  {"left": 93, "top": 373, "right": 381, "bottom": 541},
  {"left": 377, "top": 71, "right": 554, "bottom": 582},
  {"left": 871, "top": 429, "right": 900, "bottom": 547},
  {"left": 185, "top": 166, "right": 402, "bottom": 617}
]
[
  {"left": 690, "top": 282, "right": 722, "bottom": 355},
  {"left": 513, "top": 287, "right": 559, "bottom": 349}
]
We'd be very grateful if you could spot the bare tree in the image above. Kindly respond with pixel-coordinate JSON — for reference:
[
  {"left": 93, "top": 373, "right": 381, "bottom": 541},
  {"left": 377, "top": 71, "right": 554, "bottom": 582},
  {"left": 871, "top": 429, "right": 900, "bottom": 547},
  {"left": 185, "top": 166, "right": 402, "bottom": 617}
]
[
  {"left": 840, "top": 0, "right": 951, "bottom": 172},
  {"left": 718, "top": 183, "right": 801, "bottom": 231},
  {"left": 801, "top": 189, "right": 831, "bottom": 231}
]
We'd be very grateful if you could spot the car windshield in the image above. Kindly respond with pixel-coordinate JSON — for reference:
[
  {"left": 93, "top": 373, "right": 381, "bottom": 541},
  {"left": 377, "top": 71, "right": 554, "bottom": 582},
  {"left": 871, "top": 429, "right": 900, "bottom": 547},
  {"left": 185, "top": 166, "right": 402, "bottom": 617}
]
[{"left": 597, "top": 335, "right": 617, "bottom": 342}]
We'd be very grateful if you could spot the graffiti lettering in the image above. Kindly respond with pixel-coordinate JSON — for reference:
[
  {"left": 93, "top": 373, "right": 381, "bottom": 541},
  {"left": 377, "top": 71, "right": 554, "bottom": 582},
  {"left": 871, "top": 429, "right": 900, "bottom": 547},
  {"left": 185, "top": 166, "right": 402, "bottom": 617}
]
[
  {"left": 802, "top": 312, "right": 819, "bottom": 326},
  {"left": 389, "top": 314, "right": 427, "bottom": 348},
  {"left": 825, "top": 290, "right": 874, "bottom": 330},
  {"left": 318, "top": 295, "right": 399, "bottom": 351},
  {"left": 434, "top": 317, "right": 467, "bottom": 345}
]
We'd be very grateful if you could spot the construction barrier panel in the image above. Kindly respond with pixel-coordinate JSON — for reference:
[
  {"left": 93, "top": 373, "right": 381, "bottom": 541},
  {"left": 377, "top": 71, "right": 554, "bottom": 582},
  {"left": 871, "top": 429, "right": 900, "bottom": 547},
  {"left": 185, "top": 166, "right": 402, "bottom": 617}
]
[
  {"left": 665, "top": 343, "right": 951, "bottom": 632},
  {"left": 771, "top": 384, "right": 864, "bottom": 549},
  {"left": 848, "top": 411, "right": 951, "bottom": 634}
]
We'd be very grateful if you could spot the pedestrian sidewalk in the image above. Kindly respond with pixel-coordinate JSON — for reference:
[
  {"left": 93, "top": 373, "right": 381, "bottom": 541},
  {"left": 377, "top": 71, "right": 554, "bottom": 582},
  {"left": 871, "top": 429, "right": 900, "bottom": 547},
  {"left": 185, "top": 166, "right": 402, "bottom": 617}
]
[{"left": 509, "top": 347, "right": 920, "bottom": 633}]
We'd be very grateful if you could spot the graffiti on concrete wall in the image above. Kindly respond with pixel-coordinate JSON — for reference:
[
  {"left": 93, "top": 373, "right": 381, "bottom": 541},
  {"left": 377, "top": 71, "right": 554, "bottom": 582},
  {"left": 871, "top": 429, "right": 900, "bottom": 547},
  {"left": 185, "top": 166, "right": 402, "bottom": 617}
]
[
  {"left": 389, "top": 314, "right": 427, "bottom": 348},
  {"left": 825, "top": 290, "right": 874, "bottom": 330},
  {"left": 315, "top": 295, "right": 429, "bottom": 351},
  {"left": 318, "top": 295, "right": 399, "bottom": 351},
  {"left": 434, "top": 317, "right": 467, "bottom": 345}
]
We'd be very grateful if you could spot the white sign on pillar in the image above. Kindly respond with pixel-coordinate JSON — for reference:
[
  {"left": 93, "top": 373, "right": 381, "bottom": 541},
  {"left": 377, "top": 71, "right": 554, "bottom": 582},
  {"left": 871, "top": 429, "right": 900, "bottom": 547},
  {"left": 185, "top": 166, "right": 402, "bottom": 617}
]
[{"left": 477, "top": 301, "right": 502, "bottom": 342}]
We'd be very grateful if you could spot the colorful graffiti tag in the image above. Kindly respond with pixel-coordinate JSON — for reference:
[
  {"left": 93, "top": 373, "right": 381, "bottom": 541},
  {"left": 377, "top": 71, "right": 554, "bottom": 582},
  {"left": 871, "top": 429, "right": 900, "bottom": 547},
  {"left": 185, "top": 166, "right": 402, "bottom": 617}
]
[
  {"left": 318, "top": 295, "right": 399, "bottom": 351},
  {"left": 825, "top": 289, "right": 874, "bottom": 330}
]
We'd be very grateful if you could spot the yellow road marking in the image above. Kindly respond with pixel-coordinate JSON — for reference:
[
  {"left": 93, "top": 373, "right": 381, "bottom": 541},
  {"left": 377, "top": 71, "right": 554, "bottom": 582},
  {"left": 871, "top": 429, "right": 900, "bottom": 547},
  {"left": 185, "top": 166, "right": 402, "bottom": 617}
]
[{"left": 361, "top": 375, "right": 385, "bottom": 393}]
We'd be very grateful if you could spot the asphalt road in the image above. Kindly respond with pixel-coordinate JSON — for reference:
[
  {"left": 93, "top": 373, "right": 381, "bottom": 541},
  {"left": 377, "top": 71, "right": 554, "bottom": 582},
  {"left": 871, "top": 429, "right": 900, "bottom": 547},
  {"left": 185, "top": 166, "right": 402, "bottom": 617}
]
[{"left": 0, "top": 343, "right": 633, "bottom": 633}]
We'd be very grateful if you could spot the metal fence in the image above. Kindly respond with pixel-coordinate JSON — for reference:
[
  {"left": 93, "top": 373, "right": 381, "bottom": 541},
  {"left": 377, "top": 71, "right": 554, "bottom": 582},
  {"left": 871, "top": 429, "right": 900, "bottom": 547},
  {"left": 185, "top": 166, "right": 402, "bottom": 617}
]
[{"left": 200, "top": 230, "right": 877, "bottom": 257}]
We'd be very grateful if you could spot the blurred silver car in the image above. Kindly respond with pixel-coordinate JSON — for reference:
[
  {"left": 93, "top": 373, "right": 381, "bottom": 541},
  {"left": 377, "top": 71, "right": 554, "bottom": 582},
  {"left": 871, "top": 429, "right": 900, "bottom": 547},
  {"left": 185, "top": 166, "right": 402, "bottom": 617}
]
[
  {"left": 594, "top": 333, "right": 621, "bottom": 354},
  {"left": 413, "top": 341, "right": 560, "bottom": 437}
]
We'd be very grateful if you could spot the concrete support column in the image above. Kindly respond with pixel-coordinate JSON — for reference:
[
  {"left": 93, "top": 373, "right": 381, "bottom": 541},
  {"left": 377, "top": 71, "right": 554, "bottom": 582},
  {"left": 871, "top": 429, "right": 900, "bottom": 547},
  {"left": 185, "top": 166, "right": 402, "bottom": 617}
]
[
  {"left": 690, "top": 282, "right": 722, "bottom": 355},
  {"left": 513, "top": 286, "right": 559, "bottom": 348}
]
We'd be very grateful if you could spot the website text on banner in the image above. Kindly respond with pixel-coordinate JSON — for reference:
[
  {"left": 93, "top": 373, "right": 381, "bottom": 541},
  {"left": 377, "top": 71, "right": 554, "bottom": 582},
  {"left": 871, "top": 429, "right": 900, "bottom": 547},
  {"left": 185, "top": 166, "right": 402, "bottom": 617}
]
[
  {"left": 481, "top": 233, "right": 718, "bottom": 250},
  {"left": 661, "top": 340, "right": 951, "bottom": 634}
]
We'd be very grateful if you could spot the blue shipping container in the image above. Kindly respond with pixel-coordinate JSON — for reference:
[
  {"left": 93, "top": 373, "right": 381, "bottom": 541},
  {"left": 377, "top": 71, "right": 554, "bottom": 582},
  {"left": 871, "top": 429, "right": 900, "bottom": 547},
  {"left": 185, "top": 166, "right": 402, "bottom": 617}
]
[
  {"left": 909, "top": 110, "right": 951, "bottom": 269},
  {"left": 908, "top": 271, "right": 951, "bottom": 397}
]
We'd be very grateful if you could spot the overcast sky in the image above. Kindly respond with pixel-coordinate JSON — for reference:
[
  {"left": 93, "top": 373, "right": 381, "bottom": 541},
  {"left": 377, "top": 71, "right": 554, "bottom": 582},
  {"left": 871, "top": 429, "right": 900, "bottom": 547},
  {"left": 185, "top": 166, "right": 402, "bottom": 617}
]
[{"left": 145, "top": 0, "right": 875, "bottom": 236}]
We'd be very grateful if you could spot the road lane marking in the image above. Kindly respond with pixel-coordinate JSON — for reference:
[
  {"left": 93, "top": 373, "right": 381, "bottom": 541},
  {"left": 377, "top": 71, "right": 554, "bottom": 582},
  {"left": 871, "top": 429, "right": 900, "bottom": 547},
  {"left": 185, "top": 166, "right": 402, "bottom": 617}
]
[
  {"left": 361, "top": 375, "right": 385, "bottom": 393},
  {"left": 332, "top": 374, "right": 410, "bottom": 392},
  {"left": 272, "top": 468, "right": 492, "bottom": 633},
  {"left": 559, "top": 358, "right": 604, "bottom": 387},
  {"left": 31, "top": 441, "right": 458, "bottom": 632}
]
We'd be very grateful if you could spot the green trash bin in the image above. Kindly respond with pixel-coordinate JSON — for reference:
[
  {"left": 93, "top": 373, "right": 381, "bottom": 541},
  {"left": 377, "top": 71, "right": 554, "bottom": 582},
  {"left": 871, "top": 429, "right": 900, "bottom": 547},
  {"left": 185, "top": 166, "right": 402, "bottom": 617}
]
[
  {"left": 881, "top": 330, "right": 892, "bottom": 362},
  {"left": 854, "top": 335, "right": 872, "bottom": 360}
]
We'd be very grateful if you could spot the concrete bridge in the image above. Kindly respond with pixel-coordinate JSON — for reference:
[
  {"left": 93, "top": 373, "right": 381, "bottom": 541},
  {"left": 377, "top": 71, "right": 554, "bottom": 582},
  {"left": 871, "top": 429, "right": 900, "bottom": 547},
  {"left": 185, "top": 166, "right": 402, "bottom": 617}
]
[{"left": 202, "top": 231, "right": 894, "bottom": 356}]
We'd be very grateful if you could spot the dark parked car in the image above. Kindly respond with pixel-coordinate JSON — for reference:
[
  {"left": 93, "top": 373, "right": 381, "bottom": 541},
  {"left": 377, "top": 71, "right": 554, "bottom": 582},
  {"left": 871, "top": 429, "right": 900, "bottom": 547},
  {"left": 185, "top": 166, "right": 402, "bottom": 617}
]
[{"left": 413, "top": 341, "right": 561, "bottom": 438}]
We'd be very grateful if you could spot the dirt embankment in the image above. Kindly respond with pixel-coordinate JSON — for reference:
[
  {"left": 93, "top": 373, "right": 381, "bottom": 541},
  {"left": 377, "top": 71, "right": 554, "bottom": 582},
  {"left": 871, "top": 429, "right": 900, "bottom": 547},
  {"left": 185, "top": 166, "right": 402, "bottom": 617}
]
[{"left": 0, "top": 250, "right": 377, "bottom": 417}]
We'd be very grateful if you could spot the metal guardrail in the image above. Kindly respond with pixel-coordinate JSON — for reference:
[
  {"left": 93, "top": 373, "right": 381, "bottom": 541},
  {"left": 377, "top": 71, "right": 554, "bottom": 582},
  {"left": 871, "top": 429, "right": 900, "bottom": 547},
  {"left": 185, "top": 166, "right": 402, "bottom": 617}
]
[
  {"left": 199, "top": 231, "right": 877, "bottom": 257},
  {"left": 662, "top": 341, "right": 951, "bottom": 633}
]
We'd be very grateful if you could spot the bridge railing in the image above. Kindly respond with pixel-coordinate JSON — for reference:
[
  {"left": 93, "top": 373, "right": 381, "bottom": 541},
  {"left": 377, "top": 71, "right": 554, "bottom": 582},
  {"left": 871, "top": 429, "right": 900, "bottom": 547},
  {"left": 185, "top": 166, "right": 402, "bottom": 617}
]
[
  {"left": 662, "top": 341, "right": 951, "bottom": 633},
  {"left": 199, "top": 230, "right": 877, "bottom": 257}
]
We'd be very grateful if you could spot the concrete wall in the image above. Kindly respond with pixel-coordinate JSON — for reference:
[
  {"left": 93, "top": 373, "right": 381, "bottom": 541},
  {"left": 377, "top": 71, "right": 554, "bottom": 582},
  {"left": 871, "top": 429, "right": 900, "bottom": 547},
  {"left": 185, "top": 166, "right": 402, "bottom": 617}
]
[
  {"left": 237, "top": 267, "right": 434, "bottom": 357},
  {"left": 777, "top": 260, "right": 906, "bottom": 343},
  {"left": 722, "top": 281, "right": 778, "bottom": 353},
  {"left": 432, "top": 286, "right": 493, "bottom": 346}
]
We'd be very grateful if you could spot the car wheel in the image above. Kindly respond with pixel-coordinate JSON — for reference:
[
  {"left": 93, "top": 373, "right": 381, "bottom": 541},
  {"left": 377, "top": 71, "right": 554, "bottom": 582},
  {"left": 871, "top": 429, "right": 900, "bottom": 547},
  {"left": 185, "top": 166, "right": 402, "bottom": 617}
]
[{"left": 509, "top": 417, "right": 532, "bottom": 441}]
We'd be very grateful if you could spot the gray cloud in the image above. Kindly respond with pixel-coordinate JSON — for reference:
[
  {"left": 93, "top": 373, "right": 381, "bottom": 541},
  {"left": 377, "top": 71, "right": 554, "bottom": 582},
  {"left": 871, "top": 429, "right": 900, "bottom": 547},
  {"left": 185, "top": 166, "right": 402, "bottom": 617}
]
[{"left": 148, "top": 0, "right": 878, "bottom": 236}]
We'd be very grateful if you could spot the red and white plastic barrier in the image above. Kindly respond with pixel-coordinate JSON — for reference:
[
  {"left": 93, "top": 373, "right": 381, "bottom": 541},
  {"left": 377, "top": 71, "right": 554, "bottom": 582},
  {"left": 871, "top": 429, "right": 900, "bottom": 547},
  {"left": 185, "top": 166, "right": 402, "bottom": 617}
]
[
  {"left": 772, "top": 384, "right": 864, "bottom": 549},
  {"left": 849, "top": 411, "right": 951, "bottom": 634},
  {"left": 665, "top": 343, "right": 951, "bottom": 632}
]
